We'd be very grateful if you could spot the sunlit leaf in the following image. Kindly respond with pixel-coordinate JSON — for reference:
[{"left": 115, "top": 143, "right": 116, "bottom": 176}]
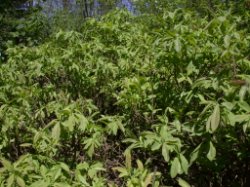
[
  {"left": 16, "top": 176, "right": 25, "bottom": 187},
  {"left": 52, "top": 123, "right": 61, "bottom": 141},
  {"left": 7, "top": 175, "right": 15, "bottom": 187},
  {"left": 207, "top": 104, "right": 220, "bottom": 133},
  {"left": 170, "top": 157, "right": 181, "bottom": 178},
  {"left": 207, "top": 141, "right": 216, "bottom": 161},
  {"left": 0, "top": 158, "right": 13, "bottom": 172},
  {"left": 174, "top": 38, "right": 182, "bottom": 53},
  {"left": 162, "top": 143, "right": 170, "bottom": 162},
  {"left": 179, "top": 154, "right": 189, "bottom": 174},
  {"left": 177, "top": 177, "right": 191, "bottom": 187}
]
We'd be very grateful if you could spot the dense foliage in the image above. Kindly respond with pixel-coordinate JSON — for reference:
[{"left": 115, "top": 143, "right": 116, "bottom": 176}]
[{"left": 1, "top": 1, "right": 250, "bottom": 187}]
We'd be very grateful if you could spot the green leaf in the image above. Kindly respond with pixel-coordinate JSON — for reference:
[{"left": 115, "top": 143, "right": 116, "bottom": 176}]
[
  {"left": 60, "top": 162, "right": 70, "bottom": 173},
  {"left": 117, "top": 119, "right": 125, "bottom": 134},
  {"left": 177, "top": 177, "right": 191, "bottom": 187},
  {"left": 54, "top": 183, "right": 71, "bottom": 187},
  {"left": 239, "top": 86, "right": 247, "bottom": 101},
  {"left": 87, "top": 144, "right": 95, "bottom": 158},
  {"left": 108, "top": 121, "right": 119, "bottom": 135},
  {"left": 125, "top": 150, "right": 132, "bottom": 170},
  {"left": 174, "top": 38, "right": 182, "bottom": 53},
  {"left": 207, "top": 141, "right": 216, "bottom": 161},
  {"left": 52, "top": 123, "right": 61, "bottom": 141},
  {"left": 170, "top": 157, "right": 181, "bottom": 178},
  {"left": 19, "top": 143, "right": 32, "bottom": 147},
  {"left": 0, "top": 158, "right": 13, "bottom": 172},
  {"left": 16, "top": 176, "right": 25, "bottom": 187},
  {"left": 88, "top": 163, "right": 105, "bottom": 178},
  {"left": 76, "top": 114, "right": 88, "bottom": 132},
  {"left": 136, "top": 159, "right": 144, "bottom": 171},
  {"left": 234, "top": 114, "right": 250, "bottom": 123},
  {"left": 151, "top": 141, "right": 162, "bottom": 151},
  {"left": 238, "top": 101, "right": 250, "bottom": 112},
  {"left": 186, "top": 61, "right": 198, "bottom": 75},
  {"left": 113, "top": 167, "right": 129, "bottom": 178},
  {"left": 206, "top": 104, "right": 220, "bottom": 133},
  {"left": 29, "top": 180, "right": 49, "bottom": 187},
  {"left": 190, "top": 143, "right": 202, "bottom": 164},
  {"left": 211, "top": 104, "right": 220, "bottom": 132},
  {"left": 52, "top": 167, "right": 62, "bottom": 181},
  {"left": 144, "top": 173, "right": 153, "bottom": 187},
  {"left": 63, "top": 115, "right": 75, "bottom": 132},
  {"left": 224, "top": 35, "right": 230, "bottom": 48},
  {"left": 162, "top": 143, "right": 170, "bottom": 162},
  {"left": 243, "top": 120, "right": 250, "bottom": 133},
  {"left": 7, "top": 174, "right": 15, "bottom": 187},
  {"left": 221, "top": 101, "right": 235, "bottom": 110},
  {"left": 77, "top": 162, "right": 89, "bottom": 171},
  {"left": 179, "top": 154, "right": 189, "bottom": 174},
  {"left": 76, "top": 171, "right": 89, "bottom": 185},
  {"left": 40, "top": 165, "right": 47, "bottom": 178}
]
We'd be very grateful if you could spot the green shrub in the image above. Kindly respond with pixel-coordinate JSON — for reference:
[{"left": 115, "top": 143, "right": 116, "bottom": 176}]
[{"left": 0, "top": 9, "right": 250, "bottom": 186}]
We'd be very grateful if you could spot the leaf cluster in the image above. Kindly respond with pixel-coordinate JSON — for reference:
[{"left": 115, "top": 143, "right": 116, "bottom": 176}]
[{"left": 0, "top": 8, "right": 250, "bottom": 187}]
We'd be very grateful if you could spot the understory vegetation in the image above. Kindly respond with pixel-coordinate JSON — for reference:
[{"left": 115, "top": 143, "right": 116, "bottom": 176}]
[{"left": 1, "top": 1, "right": 250, "bottom": 187}]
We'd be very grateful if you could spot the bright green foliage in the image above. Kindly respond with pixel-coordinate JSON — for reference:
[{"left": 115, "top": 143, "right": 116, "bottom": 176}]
[
  {"left": 0, "top": 10, "right": 49, "bottom": 63},
  {"left": 113, "top": 151, "right": 161, "bottom": 187},
  {"left": 0, "top": 8, "right": 250, "bottom": 187}
]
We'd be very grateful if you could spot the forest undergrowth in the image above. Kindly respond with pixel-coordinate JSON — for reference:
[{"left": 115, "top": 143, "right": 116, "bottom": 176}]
[{"left": 1, "top": 7, "right": 250, "bottom": 187}]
